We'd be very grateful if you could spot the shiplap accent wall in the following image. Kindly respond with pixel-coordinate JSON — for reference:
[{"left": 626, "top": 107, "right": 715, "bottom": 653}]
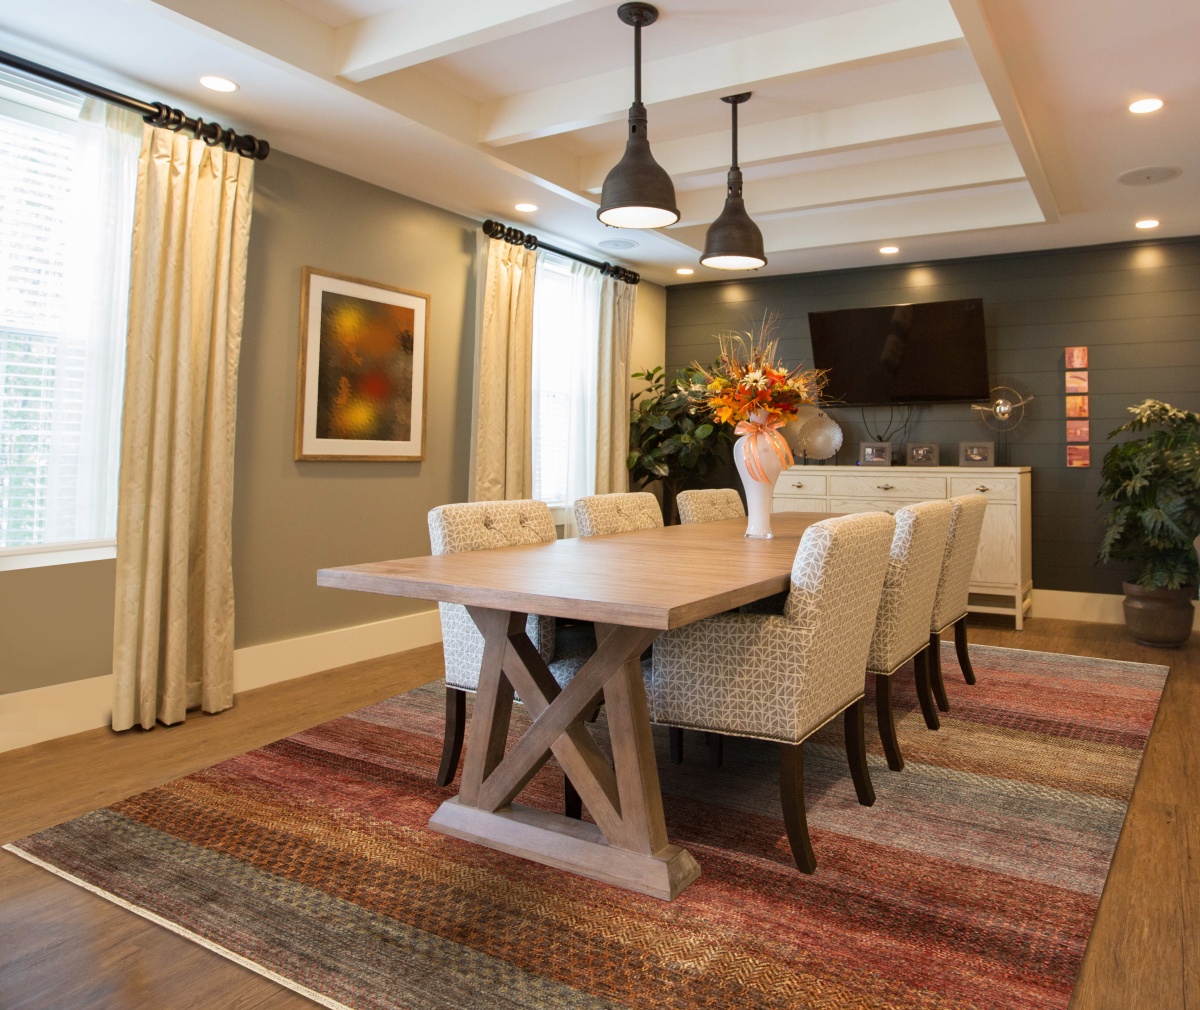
[{"left": 663, "top": 239, "right": 1200, "bottom": 595}]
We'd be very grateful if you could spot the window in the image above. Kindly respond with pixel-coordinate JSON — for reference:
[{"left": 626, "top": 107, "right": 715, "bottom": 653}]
[
  {"left": 0, "top": 82, "right": 138, "bottom": 559},
  {"left": 530, "top": 254, "right": 599, "bottom": 512}
]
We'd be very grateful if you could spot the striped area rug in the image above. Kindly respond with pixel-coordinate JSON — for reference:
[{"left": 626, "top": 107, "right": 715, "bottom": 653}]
[{"left": 8, "top": 644, "right": 1167, "bottom": 1010}]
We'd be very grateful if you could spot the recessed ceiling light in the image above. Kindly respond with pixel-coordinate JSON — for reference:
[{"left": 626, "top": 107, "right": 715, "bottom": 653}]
[
  {"left": 879, "top": 245, "right": 900, "bottom": 255},
  {"left": 1135, "top": 219, "right": 1160, "bottom": 229},
  {"left": 1117, "top": 166, "right": 1182, "bottom": 186},
  {"left": 676, "top": 267, "right": 694, "bottom": 275},
  {"left": 200, "top": 76, "right": 239, "bottom": 93},
  {"left": 514, "top": 202, "right": 538, "bottom": 212},
  {"left": 1129, "top": 98, "right": 1163, "bottom": 114}
]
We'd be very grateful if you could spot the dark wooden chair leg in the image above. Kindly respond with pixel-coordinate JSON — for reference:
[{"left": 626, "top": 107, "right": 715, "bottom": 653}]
[
  {"left": 914, "top": 647, "right": 941, "bottom": 731},
  {"left": 435, "top": 687, "right": 467, "bottom": 787},
  {"left": 564, "top": 776, "right": 582, "bottom": 819},
  {"left": 669, "top": 726, "right": 684, "bottom": 765},
  {"left": 929, "top": 631, "right": 950, "bottom": 713},
  {"left": 844, "top": 699, "right": 876, "bottom": 806},
  {"left": 954, "top": 616, "right": 977, "bottom": 685},
  {"left": 779, "top": 743, "right": 817, "bottom": 873},
  {"left": 875, "top": 673, "right": 904, "bottom": 772},
  {"left": 705, "top": 732, "right": 724, "bottom": 767}
]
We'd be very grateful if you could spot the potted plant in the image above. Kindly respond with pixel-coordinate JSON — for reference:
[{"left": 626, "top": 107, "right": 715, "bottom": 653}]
[
  {"left": 627, "top": 365, "right": 733, "bottom": 524},
  {"left": 1098, "top": 399, "right": 1200, "bottom": 646}
]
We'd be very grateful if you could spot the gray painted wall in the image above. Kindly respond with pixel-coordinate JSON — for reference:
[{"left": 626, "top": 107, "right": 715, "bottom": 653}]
[{"left": 665, "top": 239, "right": 1200, "bottom": 595}]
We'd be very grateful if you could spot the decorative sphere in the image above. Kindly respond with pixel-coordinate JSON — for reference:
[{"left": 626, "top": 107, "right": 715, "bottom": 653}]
[{"left": 992, "top": 398, "right": 1013, "bottom": 420}]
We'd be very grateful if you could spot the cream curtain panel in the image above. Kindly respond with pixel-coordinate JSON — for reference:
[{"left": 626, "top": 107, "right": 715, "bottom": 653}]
[
  {"left": 473, "top": 237, "right": 537, "bottom": 501},
  {"left": 594, "top": 274, "right": 637, "bottom": 495},
  {"left": 111, "top": 127, "right": 255, "bottom": 732}
]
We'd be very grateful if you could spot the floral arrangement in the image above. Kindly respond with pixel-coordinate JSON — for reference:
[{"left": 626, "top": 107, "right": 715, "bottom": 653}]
[{"left": 691, "top": 313, "right": 825, "bottom": 480}]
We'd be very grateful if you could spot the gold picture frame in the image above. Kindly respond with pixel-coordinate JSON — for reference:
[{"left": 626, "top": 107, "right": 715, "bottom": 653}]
[{"left": 294, "top": 267, "right": 430, "bottom": 461}]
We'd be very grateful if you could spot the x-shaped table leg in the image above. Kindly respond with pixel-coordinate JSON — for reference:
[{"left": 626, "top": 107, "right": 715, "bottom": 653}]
[{"left": 428, "top": 607, "right": 700, "bottom": 899}]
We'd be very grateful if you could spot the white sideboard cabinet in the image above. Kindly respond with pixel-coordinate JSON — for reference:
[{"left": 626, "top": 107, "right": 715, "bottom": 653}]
[{"left": 772, "top": 464, "right": 1032, "bottom": 628}]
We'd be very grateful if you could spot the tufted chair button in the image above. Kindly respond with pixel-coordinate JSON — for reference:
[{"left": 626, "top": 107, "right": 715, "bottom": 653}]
[{"left": 482, "top": 514, "right": 495, "bottom": 530}]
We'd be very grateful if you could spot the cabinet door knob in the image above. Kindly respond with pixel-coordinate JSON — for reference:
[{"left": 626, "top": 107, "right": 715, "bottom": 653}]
[
  {"left": 976, "top": 485, "right": 990, "bottom": 493},
  {"left": 792, "top": 481, "right": 804, "bottom": 489},
  {"left": 878, "top": 483, "right": 895, "bottom": 491}
]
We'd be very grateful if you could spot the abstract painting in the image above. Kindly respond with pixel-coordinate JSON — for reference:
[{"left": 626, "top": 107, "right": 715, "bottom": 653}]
[
  {"left": 1065, "top": 346, "right": 1088, "bottom": 369},
  {"left": 1065, "top": 395, "right": 1089, "bottom": 419},
  {"left": 1066, "top": 420, "right": 1090, "bottom": 442},
  {"left": 1067, "top": 445, "right": 1091, "bottom": 468},
  {"left": 295, "top": 269, "right": 429, "bottom": 460},
  {"left": 1065, "top": 371, "right": 1089, "bottom": 393}
]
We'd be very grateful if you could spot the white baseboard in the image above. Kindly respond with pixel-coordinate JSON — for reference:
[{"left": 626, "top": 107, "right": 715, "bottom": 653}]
[
  {"left": 0, "top": 609, "right": 442, "bottom": 755},
  {"left": 1032, "top": 588, "right": 1200, "bottom": 629}
]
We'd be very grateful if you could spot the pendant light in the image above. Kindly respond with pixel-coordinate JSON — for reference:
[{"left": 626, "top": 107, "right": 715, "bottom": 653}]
[
  {"left": 597, "top": 3, "right": 679, "bottom": 229},
  {"left": 701, "top": 92, "right": 767, "bottom": 270}
]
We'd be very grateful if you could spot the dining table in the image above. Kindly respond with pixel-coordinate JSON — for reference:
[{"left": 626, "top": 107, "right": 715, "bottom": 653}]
[{"left": 317, "top": 510, "right": 830, "bottom": 900}]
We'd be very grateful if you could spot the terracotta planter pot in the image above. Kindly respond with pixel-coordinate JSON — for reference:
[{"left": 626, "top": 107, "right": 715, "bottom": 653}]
[{"left": 1122, "top": 581, "right": 1196, "bottom": 648}]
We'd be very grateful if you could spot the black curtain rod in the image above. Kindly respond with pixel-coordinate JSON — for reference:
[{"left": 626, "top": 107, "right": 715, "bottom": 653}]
[
  {"left": 0, "top": 49, "right": 269, "bottom": 160},
  {"left": 482, "top": 220, "right": 639, "bottom": 285}
]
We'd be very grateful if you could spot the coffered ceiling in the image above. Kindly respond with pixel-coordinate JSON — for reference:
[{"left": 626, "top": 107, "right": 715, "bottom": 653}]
[{"left": 1, "top": 0, "right": 1196, "bottom": 285}]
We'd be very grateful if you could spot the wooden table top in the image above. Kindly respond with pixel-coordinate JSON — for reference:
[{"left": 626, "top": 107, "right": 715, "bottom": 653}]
[{"left": 317, "top": 512, "right": 831, "bottom": 630}]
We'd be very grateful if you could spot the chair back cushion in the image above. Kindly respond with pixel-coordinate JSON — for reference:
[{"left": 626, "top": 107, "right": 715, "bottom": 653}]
[
  {"left": 427, "top": 500, "right": 556, "bottom": 690},
  {"left": 676, "top": 488, "right": 745, "bottom": 524},
  {"left": 573, "top": 492, "right": 663, "bottom": 537},
  {"left": 930, "top": 494, "right": 989, "bottom": 631},
  {"left": 867, "top": 500, "right": 954, "bottom": 674}
]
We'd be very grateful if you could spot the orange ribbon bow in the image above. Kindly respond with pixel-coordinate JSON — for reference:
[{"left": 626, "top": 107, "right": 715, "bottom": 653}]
[{"left": 734, "top": 416, "right": 795, "bottom": 482}]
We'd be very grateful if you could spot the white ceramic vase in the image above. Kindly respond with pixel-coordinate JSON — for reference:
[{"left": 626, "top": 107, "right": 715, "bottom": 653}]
[{"left": 733, "top": 410, "right": 784, "bottom": 539}]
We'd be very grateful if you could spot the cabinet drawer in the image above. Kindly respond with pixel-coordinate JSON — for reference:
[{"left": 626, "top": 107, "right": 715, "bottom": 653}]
[
  {"left": 950, "top": 476, "right": 1017, "bottom": 502},
  {"left": 774, "top": 472, "right": 828, "bottom": 497},
  {"left": 829, "top": 497, "right": 923, "bottom": 516},
  {"left": 829, "top": 474, "right": 946, "bottom": 499},
  {"left": 773, "top": 496, "right": 828, "bottom": 513}
]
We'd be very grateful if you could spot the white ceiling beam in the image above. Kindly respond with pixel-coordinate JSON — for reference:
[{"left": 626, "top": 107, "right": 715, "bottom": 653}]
[
  {"left": 668, "top": 183, "right": 1045, "bottom": 253},
  {"left": 673, "top": 144, "right": 1025, "bottom": 227},
  {"left": 948, "top": 0, "right": 1060, "bottom": 222},
  {"left": 336, "top": 0, "right": 613, "bottom": 83},
  {"left": 479, "top": 0, "right": 965, "bottom": 146},
  {"left": 581, "top": 83, "right": 1000, "bottom": 193}
]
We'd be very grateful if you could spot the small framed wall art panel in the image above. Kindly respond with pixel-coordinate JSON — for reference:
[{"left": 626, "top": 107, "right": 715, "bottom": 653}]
[
  {"left": 1067, "top": 445, "right": 1091, "bottom": 468},
  {"left": 1065, "top": 346, "right": 1088, "bottom": 369},
  {"left": 1065, "top": 395, "right": 1089, "bottom": 419},
  {"left": 295, "top": 268, "right": 430, "bottom": 461},
  {"left": 1065, "top": 371, "right": 1089, "bottom": 393},
  {"left": 1066, "top": 420, "right": 1090, "bottom": 442}
]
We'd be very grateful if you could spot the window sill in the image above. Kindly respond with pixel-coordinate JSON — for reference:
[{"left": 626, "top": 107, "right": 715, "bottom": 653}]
[{"left": 0, "top": 540, "right": 117, "bottom": 572}]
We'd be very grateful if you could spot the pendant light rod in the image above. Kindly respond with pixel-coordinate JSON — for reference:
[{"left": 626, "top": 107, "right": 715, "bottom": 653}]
[{"left": 723, "top": 92, "right": 751, "bottom": 169}]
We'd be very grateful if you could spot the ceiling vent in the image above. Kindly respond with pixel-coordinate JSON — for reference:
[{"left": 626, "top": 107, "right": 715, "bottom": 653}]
[{"left": 1117, "top": 166, "right": 1182, "bottom": 186}]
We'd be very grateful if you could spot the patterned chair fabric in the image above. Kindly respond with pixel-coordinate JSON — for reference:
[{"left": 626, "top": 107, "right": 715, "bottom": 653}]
[
  {"left": 867, "top": 500, "right": 955, "bottom": 675},
  {"left": 649, "top": 512, "right": 896, "bottom": 744},
  {"left": 929, "top": 494, "right": 989, "bottom": 633},
  {"left": 428, "top": 500, "right": 560, "bottom": 691},
  {"left": 573, "top": 492, "right": 663, "bottom": 537},
  {"left": 676, "top": 488, "right": 745, "bottom": 525}
]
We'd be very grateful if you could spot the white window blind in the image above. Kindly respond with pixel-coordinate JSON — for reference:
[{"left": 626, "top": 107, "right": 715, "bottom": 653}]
[
  {"left": 0, "top": 92, "right": 138, "bottom": 552},
  {"left": 530, "top": 253, "right": 599, "bottom": 511}
]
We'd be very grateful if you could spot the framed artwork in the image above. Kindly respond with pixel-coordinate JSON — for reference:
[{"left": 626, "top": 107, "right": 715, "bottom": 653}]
[
  {"left": 294, "top": 268, "right": 430, "bottom": 461},
  {"left": 1065, "top": 371, "right": 1089, "bottom": 393},
  {"left": 959, "top": 441, "right": 994, "bottom": 467},
  {"left": 1065, "top": 395, "right": 1089, "bottom": 419},
  {"left": 906, "top": 442, "right": 939, "bottom": 466},
  {"left": 1066, "top": 420, "right": 1090, "bottom": 442},
  {"left": 1065, "top": 346, "right": 1088, "bottom": 369},
  {"left": 1067, "top": 445, "right": 1091, "bottom": 468},
  {"left": 859, "top": 441, "right": 892, "bottom": 466}
]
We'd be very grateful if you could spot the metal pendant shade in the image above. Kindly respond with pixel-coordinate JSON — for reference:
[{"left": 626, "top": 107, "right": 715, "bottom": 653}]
[
  {"left": 597, "top": 3, "right": 679, "bottom": 229},
  {"left": 701, "top": 93, "right": 766, "bottom": 270}
]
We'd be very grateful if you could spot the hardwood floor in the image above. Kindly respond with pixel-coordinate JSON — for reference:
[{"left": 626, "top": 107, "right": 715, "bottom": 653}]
[{"left": 1, "top": 622, "right": 1195, "bottom": 1009}]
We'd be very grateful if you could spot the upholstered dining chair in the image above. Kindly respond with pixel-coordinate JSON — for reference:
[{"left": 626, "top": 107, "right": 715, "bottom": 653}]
[
  {"left": 925, "top": 494, "right": 989, "bottom": 722},
  {"left": 573, "top": 491, "right": 664, "bottom": 536},
  {"left": 427, "top": 500, "right": 593, "bottom": 804},
  {"left": 649, "top": 511, "right": 896, "bottom": 873},
  {"left": 676, "top": 488, "right": 745, "bottom": 525},
  {"left": 865, "top": 500, "right": 955, "bottom": 769}
]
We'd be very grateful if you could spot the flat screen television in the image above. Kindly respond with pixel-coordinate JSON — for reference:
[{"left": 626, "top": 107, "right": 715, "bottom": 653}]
[{"left": 807, "top": 298, "right": 989, "bottom": 406}]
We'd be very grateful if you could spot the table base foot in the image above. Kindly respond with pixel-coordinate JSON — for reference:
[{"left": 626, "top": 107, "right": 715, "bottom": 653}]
[{"left": 430, "top": 797, "right": 701, "bottom": 900}]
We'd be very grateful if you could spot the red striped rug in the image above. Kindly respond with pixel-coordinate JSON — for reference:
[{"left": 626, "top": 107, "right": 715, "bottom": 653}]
[{"left": 8, "top": 644, "right": 1167, "bottom": 1009}]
